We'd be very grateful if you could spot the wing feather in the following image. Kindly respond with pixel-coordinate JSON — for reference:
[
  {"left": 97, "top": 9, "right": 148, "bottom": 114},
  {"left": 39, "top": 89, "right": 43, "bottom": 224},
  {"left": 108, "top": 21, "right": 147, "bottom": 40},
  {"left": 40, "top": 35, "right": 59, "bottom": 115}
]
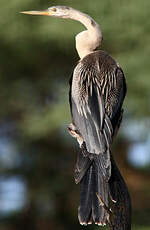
[{"left": 70, "top": 51, "right": 126, "bottom": 181}]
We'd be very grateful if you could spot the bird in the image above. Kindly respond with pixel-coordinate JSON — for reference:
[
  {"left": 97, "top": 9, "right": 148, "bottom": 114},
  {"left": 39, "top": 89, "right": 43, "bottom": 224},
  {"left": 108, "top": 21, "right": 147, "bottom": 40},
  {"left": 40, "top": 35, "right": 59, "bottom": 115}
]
[{"left": 21, "top": 6, "right": 127, "bottom": 227}]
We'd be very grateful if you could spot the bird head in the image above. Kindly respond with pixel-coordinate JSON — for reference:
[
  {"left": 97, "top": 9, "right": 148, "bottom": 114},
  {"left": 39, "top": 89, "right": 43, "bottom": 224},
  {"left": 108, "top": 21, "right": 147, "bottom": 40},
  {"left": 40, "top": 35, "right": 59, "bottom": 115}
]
[{"left": 21, "top": 6, "right": 73, "bottom": 19}]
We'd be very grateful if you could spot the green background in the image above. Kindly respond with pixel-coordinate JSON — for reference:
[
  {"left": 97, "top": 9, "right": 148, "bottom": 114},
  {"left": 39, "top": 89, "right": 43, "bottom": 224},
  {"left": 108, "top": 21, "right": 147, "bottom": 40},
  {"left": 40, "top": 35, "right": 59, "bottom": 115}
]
[{"left": 0, "top": 0, "right": 149, "bottom": 229}]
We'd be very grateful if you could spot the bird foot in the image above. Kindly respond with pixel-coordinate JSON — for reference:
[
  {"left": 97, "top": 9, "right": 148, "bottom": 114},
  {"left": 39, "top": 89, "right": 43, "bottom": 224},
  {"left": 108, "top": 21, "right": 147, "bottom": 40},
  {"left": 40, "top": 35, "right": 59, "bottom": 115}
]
[{"left": 67, "top": 123, "right": 83, "bottom": 147}]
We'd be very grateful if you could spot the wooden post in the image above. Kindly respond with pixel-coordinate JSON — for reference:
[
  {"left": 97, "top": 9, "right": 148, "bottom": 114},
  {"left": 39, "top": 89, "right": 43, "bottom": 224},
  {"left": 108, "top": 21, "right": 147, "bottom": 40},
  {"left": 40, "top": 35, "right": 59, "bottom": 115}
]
[{"left": 97, "top": 154, "right": 132, "bottom": 230}]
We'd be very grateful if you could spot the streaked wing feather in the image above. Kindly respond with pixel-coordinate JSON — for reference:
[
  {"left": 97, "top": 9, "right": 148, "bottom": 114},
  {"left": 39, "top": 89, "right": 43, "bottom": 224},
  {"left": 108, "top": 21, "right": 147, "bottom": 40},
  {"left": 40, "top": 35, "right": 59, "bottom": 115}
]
[
  {"left": 71, "top": 77, "right": 112, "bottom": 180},
  {"left": 70, "top": 51, "right": 126, "bottom": 181},
  {"left": 74, "top": 143, "right": 92, "bottom": 184}
]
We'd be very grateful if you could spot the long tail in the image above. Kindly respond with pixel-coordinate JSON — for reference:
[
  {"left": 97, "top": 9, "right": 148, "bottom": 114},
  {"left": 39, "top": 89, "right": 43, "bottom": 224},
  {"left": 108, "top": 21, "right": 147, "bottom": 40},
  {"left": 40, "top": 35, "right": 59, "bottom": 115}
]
[
  {"left": 75, "top": 146, "right": 109, "bottom": 226},
  {"left": 74, "top": 143, "right": 131, "bottom": 228}
]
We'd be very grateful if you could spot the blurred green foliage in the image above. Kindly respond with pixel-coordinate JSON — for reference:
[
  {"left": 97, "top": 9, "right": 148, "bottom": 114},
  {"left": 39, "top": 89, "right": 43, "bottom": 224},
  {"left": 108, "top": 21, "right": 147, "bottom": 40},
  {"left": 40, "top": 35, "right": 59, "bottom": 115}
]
[
  {"left": 0, "top": 0, "right": 150, "bottom": 126},
  {"left": 0, "top": 0, "right": 150, "bottom": 230}
]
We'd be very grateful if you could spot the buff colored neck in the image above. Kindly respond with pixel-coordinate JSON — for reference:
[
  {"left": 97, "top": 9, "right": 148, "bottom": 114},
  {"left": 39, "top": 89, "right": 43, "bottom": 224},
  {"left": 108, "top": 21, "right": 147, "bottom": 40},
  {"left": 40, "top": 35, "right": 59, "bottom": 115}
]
[{"left": 68, "top": 8, "right": 102, "bottom": 59}]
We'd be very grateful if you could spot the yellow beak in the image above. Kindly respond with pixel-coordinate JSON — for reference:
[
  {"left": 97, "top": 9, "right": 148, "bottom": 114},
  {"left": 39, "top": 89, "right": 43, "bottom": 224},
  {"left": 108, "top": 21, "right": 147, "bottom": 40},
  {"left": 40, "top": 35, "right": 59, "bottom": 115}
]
[{"left": 20, "top": 10, "right": 51, "bottom": 16}]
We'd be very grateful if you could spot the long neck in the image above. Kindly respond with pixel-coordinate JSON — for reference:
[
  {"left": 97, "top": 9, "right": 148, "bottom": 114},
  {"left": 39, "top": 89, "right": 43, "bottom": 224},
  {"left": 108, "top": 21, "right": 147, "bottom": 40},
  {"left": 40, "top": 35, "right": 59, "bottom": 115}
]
[{"left": 69, "top": 8, "right": 102, "bottom": 59}]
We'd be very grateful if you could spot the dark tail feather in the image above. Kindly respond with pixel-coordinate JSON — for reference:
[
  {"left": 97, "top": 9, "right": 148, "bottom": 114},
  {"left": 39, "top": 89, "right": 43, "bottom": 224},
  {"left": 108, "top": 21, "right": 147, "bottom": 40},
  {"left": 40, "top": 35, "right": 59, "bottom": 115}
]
[
  {"left": 91, "top": 159, "right": 109, "bottom": 225},
  {"left": 76, "top": 150, "right": 109, "bottom": 226},
  {"left": 78, "top": 165, "right": 93, "bottom": 225}
]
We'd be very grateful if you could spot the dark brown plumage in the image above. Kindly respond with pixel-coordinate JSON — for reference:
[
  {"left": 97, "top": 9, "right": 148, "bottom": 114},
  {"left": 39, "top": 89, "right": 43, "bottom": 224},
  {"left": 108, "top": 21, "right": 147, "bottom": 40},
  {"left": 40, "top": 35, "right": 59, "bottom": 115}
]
[{"left": 69, "top": 50, "right": 127, "bottom": 225}]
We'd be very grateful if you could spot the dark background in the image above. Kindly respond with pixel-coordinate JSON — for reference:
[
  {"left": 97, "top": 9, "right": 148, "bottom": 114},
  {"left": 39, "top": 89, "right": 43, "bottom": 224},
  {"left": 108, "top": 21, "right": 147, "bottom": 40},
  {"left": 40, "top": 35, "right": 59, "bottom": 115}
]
[{"left": 0, "top": 0, "right": 150, "bottom": 229}]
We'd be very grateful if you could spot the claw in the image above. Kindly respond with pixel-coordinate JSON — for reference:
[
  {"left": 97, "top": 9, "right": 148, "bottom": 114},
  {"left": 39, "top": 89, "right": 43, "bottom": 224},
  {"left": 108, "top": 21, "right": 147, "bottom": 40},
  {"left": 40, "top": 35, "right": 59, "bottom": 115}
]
[{"left": 67, "top": 123, "right": 84, "bottom": 147}]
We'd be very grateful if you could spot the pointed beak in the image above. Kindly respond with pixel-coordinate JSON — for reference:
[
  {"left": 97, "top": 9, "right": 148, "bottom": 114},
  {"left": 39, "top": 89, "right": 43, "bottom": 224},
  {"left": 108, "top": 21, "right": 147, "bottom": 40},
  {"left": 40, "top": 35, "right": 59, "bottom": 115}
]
[{"left": 20, "top": 10, "right": 51, "bottom": 16}]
